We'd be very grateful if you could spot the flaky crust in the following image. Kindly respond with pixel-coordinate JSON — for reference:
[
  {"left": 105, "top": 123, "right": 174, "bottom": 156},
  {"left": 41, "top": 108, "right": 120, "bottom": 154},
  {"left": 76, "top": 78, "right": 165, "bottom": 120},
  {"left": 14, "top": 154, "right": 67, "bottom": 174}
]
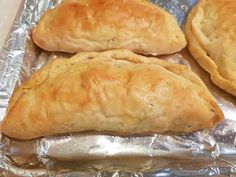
[
  {"left": 2, "top": 50, "right": 223, "bottom": 140},
  {"left": 32, "top": 0, "right": 186, "bottom": 55},
  {"left": 185, "top": 0, "right": 236, "bottom": 96}
]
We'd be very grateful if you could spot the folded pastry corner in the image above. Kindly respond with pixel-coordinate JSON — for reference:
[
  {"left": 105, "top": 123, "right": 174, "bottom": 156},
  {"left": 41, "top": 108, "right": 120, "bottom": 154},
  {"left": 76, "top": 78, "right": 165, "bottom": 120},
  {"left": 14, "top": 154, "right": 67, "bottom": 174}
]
[
  {"left": 2, "top": 50, "right": 223, "bottom": 140},
  {"left": 185, "top": 0, "right": 236, "bottom": 96},
  {"left": 32, "top": 0, "right": 186, "bottom": 55}
]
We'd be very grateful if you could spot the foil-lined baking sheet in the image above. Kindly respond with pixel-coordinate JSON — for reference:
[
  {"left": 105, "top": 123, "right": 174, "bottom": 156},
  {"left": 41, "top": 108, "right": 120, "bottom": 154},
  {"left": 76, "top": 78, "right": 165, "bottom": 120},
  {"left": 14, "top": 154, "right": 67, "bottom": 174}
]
[{"left": 0, "top": 0, "right": 236, "bottom": 176}]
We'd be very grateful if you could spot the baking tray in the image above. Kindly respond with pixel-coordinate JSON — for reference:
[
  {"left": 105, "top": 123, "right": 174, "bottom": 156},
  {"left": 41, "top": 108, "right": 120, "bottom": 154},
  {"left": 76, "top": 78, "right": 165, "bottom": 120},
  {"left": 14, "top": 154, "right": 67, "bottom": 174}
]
[{"left": 0, "top": 0, "right": 236, "bottom": 176}]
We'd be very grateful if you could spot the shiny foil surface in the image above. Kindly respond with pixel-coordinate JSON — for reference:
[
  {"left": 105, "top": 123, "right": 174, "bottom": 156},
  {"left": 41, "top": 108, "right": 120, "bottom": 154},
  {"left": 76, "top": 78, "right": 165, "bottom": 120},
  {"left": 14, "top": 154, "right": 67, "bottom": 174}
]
[{"left": 0, "top": 0, "right": 236, "bottom": 176}]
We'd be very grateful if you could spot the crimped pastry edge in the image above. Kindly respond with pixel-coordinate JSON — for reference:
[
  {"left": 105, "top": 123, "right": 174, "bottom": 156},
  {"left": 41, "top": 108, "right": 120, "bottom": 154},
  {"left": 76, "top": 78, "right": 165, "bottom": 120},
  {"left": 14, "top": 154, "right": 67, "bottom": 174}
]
[{"left": 185, "top": 0, "right": 236, "bottom": 97}]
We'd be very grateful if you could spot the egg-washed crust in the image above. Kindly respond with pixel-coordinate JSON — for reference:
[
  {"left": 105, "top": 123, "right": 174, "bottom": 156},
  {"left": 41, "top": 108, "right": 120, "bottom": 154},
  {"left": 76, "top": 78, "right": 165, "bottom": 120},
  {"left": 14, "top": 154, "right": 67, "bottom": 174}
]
[
  {"left": 2, "top": 50, "right": 223, "bottom": 140},
  {"left": 32, "top": 0, "right": 186, "bottom": 55},
  {"left": 185, "top": 0, "right": 236, "bottom": 96}
]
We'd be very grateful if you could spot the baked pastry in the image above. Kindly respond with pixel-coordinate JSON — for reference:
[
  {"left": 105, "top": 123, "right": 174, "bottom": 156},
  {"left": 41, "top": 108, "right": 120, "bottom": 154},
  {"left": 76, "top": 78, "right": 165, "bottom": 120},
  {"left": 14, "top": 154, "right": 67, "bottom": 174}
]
[
  {"left": 32, "top": 0, "right": 186, "bottom": 55},
  {"left": 2, "top": 50, "right": 223, "bottom": 140},
  {"left": 185, "top": 0, "right": 236, "bottom": 96}
]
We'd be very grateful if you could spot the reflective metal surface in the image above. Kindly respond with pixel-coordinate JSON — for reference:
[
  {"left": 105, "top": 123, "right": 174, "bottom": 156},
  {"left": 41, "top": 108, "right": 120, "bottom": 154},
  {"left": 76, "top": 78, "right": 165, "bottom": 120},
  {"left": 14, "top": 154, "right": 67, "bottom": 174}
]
[{"left": 0, "top": 0, "right": 235, "bottom": 176}]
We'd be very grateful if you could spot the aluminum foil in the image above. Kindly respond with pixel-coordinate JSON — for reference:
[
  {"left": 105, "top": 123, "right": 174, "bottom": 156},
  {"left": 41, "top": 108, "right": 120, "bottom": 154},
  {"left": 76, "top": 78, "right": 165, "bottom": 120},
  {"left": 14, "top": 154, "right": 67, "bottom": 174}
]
[{"left": 0, "top": 0, "right": 236, "bottom": 176}]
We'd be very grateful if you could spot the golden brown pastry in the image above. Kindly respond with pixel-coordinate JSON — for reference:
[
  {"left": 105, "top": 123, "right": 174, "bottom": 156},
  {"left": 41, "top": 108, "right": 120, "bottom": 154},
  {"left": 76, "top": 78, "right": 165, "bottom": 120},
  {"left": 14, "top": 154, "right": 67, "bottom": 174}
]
[
  {"left": 185, "top": 0, "right": 236, "bottom": 96},
  {"left": 32, "top": 0, "right": 186, "bottom": 55},
  {"left": 2, "top": 50, "right": 223, "bottom": 140}
]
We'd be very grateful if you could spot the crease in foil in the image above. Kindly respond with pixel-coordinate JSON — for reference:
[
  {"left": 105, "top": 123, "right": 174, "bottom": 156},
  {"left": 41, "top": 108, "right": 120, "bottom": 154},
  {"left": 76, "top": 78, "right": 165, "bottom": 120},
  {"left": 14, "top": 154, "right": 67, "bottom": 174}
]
[{"left": 0, "top": 0, "right": 236, "bottom": 176}]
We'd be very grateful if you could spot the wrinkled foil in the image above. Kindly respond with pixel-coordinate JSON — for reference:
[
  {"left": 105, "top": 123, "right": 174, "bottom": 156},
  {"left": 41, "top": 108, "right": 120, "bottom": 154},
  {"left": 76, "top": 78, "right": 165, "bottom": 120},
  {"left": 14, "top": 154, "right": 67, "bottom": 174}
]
[{"left": 0, "top": 0, "right": 236, "bottom": 176}]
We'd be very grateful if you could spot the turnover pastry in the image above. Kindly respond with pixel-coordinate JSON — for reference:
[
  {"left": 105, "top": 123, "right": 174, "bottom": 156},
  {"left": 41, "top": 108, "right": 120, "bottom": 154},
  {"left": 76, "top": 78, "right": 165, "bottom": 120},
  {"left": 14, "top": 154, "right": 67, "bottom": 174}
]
[
  {"left": 185, "top": 0, "right": 236, "bottom": 96},
  {"left": 32, "top": 0, "right": 186, "bottom": 55},
  {"left": 2, "top": 50, "right": 223, "bottom": 140}
]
